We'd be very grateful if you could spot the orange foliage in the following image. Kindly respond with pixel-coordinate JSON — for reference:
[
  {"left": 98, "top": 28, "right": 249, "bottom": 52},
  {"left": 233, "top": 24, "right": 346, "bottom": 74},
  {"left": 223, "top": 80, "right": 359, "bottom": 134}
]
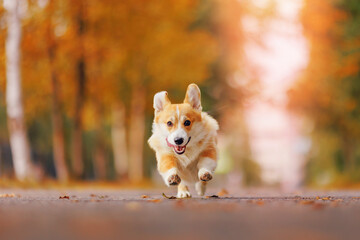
[{"left": 288, "top": 0, "right": 360, "bottom": 184}]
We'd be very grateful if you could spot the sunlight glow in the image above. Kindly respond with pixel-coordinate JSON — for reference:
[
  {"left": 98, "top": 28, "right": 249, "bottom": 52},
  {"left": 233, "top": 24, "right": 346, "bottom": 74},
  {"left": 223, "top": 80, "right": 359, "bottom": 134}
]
[{"left": 244, "top": 0, "right": 309, "bottom": 190}]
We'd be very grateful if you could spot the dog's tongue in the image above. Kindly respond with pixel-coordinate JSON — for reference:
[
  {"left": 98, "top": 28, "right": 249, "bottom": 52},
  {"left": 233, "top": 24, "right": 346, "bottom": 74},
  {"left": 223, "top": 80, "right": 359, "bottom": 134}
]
[
  {"left": 176, "top": 146, "right": 183, "bottom": 151},
  {"left": 166, "top": 138, "right": 173, "bottom": 148}
]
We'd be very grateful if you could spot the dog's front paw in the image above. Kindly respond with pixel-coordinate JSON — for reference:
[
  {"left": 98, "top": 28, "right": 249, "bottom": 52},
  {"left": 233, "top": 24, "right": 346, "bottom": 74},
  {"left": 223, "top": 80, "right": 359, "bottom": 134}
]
[
  {"left": 168, "top": 174, "right": 181, "bottom": 186},
  {"left": 200, "top": 172, "right": 212, "bottom": 181},
  {"left": 198, "top": 169, "right": 213, "bottom": 182}
]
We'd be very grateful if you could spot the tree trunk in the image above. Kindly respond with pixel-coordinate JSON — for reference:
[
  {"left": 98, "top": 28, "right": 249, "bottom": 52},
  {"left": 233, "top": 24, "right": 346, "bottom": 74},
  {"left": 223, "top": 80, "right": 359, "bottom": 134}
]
[
  {"left": 342, "top": 134, "right": 355, "bottom": 173},
  {"left": 94, "top": 142, "right": 107, "bottom": 180},
  {"left": 94, "top": 102, "right": 107, "bottom": 180},
  {"left": 128, "top": 87, "right": 146, "bottom": 182},
  {"left": 71, "top": 1, "right": 86, "bottom": 178},
  {"left": 4, "top": 0, "right": 33, "bottom": 180},
  {"left": 111, "top": 102, "right": 128, "bottom": 179},
  {"left": 49, "top": 51, "right": 69, "bottom": 182},
  {"left": 41, "top": 0, "right": 69, "bottom": 183},
  {"left": 71, "top": 60, "right": 85, "bottom": 178}
]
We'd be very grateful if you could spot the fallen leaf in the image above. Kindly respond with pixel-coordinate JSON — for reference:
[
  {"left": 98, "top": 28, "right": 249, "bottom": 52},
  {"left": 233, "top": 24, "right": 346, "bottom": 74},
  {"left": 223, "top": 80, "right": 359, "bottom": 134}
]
[
  {"left": 148, "top": 199, "right": 162, "bottom": 203},
  {"left": 0, "top": 193, "right": 15, "bottom": 198},
  {"left": 333, "top": 199, "right": 343, "bottom": 202},
  {"left": 90, "top": 194, "right": 97, "bottom": 197},
  {"left": 217, "top": 189, "right": 229, "bottom": 197},
  {"left": 141, "top": 195, "right": 149, "bottom": 199},
  {"left": 256, "top": 200, "right": 265, "bottom": 206},
  {"left": 205, "top": 195, "right": 219, "bottom": 199},
  {"left": 59, "top": 195, "right": 70, "bottom": 199},
  {"left": 162, "top": 193, "right": 177, "bottom": 199}
]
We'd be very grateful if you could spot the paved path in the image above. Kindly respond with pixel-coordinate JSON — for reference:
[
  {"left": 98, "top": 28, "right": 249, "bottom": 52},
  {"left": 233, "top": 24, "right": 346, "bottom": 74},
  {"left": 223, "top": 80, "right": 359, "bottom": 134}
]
[{"left": 0, "top": 188, "right": 359, "bottom": 240}]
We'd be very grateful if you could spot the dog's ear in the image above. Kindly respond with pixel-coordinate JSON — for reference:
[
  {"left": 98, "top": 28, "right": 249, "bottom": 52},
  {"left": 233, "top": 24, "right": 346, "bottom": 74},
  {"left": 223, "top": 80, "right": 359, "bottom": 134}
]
[
  {"left": 184, "top": 83, "right": 202, "bottom": 111},
  {"left": 153, "top": 91, "right": 171, "bottom": 113}
]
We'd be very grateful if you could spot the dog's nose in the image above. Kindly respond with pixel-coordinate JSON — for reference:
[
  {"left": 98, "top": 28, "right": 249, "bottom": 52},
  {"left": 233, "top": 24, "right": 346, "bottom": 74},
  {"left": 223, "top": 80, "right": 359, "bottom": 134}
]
[{"left": 174, "top": 137, "right": 184, "bottom": 145}]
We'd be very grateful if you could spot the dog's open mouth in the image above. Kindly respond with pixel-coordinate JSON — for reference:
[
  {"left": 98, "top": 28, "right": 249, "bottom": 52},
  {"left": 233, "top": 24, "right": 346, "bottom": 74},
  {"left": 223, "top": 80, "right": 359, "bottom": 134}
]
[
  {"left": 174, "top": 145, "right": 186, "bottom": 154},
  {"left": 166, "top": 137, "right": 191, "bottom": 155}
]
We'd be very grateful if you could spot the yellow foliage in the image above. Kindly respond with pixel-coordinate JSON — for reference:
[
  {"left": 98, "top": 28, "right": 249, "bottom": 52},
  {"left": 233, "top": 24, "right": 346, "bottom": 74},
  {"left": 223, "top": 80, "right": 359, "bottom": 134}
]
[{"left": 2, "top": 0, "right": 219, "bottom": 123}]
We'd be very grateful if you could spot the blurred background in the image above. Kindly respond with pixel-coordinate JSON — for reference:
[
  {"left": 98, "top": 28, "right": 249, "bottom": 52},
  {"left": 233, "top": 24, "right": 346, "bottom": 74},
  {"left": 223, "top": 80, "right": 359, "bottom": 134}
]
[{"left": 0, "top": 0, "right": 359, "bottom": 190}]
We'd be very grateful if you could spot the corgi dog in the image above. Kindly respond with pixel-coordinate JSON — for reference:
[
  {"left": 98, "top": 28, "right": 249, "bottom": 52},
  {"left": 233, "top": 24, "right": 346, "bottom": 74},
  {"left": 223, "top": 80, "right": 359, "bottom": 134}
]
[{"left": 148, "top": 83, "right": 219, "bottom": 198}]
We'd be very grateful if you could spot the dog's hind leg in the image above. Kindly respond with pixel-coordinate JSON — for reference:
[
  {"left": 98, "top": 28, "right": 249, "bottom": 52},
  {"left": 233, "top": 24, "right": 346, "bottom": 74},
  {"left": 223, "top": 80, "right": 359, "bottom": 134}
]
[
  {"left": 195, "top": 181, "right": 207, "bottom": 196},
  {"left": 177, "top": 182, "right": 191, "bottom": 198}
]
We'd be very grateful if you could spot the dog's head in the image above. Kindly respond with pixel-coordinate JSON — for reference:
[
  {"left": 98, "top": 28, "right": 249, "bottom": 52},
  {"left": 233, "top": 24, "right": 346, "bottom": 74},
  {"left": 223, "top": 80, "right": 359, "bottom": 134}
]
[{"left": 152, "top": 84, "right": 203, "bottom": 155}]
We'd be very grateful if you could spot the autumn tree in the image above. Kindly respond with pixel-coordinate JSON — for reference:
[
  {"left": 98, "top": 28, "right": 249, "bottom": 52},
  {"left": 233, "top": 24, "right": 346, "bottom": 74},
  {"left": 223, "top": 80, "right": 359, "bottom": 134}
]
[
  {"left": 45, "top": 0, "right": 69, "bottom": 182},
  {"left": 69, "top": 0, "right": 86, "bottom": 178},
  {"left": 288, "top": 0, "right": 360, "bottom": 185},
  {"left": 3, "top": 0, "right": 34, "bottom": 180},
  {"left": 17, "top": 0, "right": 71, "bottom": 181}
]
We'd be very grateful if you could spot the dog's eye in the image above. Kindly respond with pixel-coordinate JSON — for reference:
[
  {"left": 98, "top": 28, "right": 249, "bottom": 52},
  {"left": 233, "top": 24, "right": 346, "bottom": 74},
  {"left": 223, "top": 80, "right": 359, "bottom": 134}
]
[
  {"left": 184, "top": 120, "right": 191, "bottom": 126},
  {"left": 167, "top": 121, "right": 173, "bottom": 127}
]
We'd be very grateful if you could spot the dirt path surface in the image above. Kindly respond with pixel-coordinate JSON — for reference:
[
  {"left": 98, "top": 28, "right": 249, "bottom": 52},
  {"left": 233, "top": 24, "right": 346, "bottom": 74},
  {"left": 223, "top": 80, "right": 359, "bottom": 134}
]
[{"left": 0, "top": 188, "right": 359, "bottom": 240}]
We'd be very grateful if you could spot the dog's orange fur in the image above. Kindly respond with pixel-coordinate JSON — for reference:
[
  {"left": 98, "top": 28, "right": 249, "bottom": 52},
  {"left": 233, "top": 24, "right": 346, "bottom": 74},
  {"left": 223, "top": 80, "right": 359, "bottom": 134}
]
[
  {"left": 199, "top": 144, "right": 217, "bottom": 160},
  {"left": 155, "top": 104, "right": 202, "bottom": 132},
  {"left": 158, "top": 154, "right": 178, "bottom": 173}
]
